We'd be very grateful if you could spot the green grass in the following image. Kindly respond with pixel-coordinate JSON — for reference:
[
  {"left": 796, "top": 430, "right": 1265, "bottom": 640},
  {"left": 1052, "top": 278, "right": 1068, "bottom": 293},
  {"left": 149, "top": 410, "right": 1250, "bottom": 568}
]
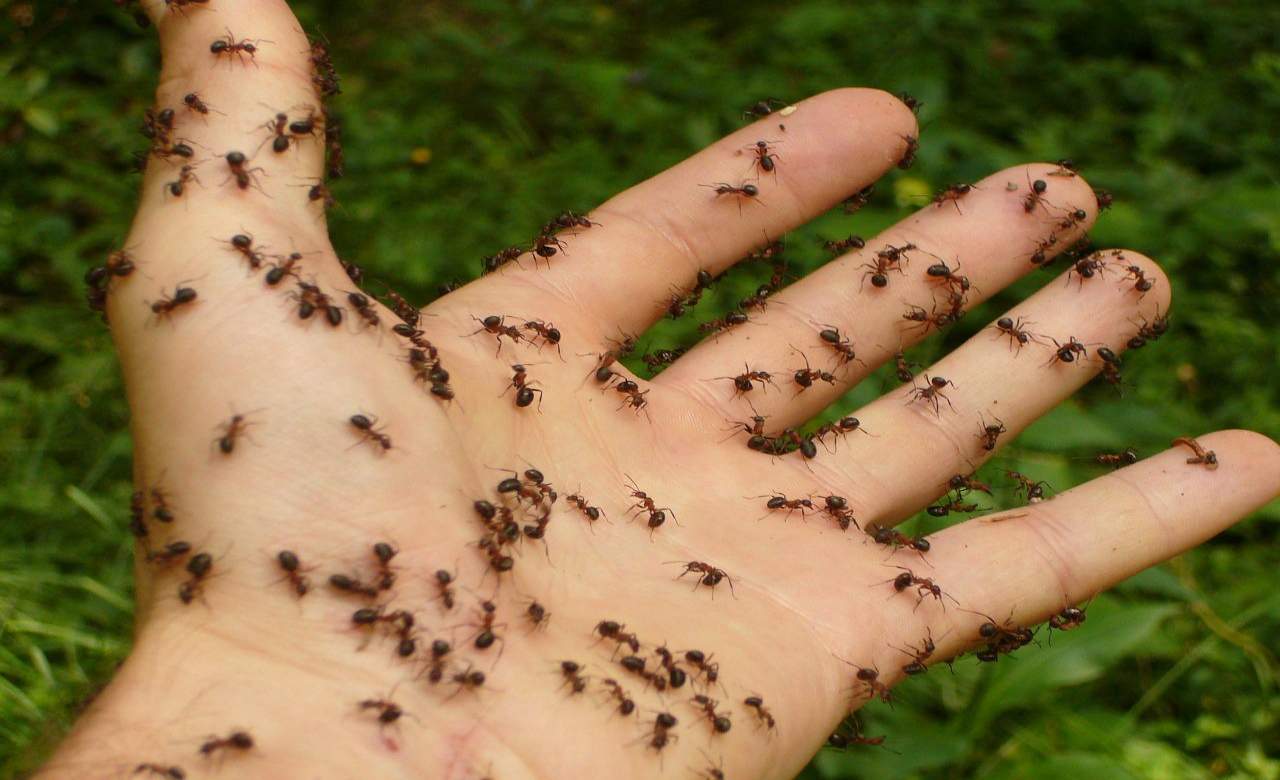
[{"left": 2, "top": 1, "right": 1278, "bottom": 777}]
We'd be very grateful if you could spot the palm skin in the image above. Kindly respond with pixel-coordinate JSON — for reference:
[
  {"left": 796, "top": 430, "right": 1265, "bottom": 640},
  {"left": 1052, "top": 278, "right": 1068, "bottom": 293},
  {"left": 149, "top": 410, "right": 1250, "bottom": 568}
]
[{"left": 39, "top": 1, "right": 1280, "bottom": 779}]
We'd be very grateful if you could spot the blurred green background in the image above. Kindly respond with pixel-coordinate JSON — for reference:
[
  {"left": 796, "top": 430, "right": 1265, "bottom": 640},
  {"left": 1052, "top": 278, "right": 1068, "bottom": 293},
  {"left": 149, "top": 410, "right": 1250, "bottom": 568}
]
[{"left": 2, "top": 0, "right": 1278, "bottom": 777}]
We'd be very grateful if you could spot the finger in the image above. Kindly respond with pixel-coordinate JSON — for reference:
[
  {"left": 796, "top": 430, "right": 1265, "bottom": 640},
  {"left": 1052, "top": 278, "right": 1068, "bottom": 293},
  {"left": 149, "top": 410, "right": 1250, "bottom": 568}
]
[
  {"left": 917, "top": 429, "right": 1280, "bottom": 665},
  {"left": 832, "top": 250, "right": 1169, "bottom": 528},
  {"left": 657, "top": 162, "right": 1098, "bottom": 428},
  {"left": 136, "top": 0, "right": 327, "bottom": 225},
  {"left": 469, "top": 88, "right": 917, "bottom": 341}
]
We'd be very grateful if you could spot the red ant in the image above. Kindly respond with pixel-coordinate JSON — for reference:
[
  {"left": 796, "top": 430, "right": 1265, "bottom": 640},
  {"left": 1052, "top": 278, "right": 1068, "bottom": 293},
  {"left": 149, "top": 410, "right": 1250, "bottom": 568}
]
[
  {"left": 148, "top": 285, "right": 198, "bottom": 320},
  {"left": 275, "top": 550, "right": 310, "bottom": 597},
  {"left": 902, "top": 303, "right": 952, "bottom": 334},
  {"left": 759, "top": 493, "right": 814, "bottom": 520},
  {"left": 977, "top": 414, "right": 1007, "bottom": 451},
  {"left": 303, "top": 181, "right": 335, "bottom": 208},
  {"left": 742, "top": 139, "right": 781, "bottom": 174},
  {"left": 1067, "top": 252, "right": 1109, "bottom": 286},
  {"left": 933, "top": 183, "right": 975, "bottom": 213},
  {"left": 289, "top": 280, "right": 343, "bottom": 325},
  {"left": 150, "top": 487, "right": 175, "bottom": 523},
  {"left": 449, "top": 665, "right": 487, "bottom": 698},
  {"left": 925, "top": 258, "right": 971, "bottom": 293},
  {"left": 1123, "top": 263, "right": 1155, "bottom": 295},
  {"left": 948, "top": 472, "right": 992, "bottom": 494},
  {"left": 896, "top": 628, "right": 937, "bottom": 675},
  {"left": 214, "top": 411, "right": 257, "bottom": 454},
  {"left": 869, "top": 525, "right": 931, "bottom": 554},
  {"left": 743, "top": 695, "right": 776, "bottom": 732},
  {"left": 702, "top": 182, "right": 762, "bottom": 213},
  {"left": 1096, "top": 346, "right": 1124, "bottom": 389},
  {"left": 1021, "top": 176, "right": 1050, "bottom": 214},
  {"left": 222, "top": 151, "right": 265, "bottom": 193},
  {"left": 602, "top": 678, "right": 636, "bottom": 716},
  {"left": 847, "top": 663, "right": 892, "bottom": 704},
  {"left": 349, "top": 413, "right": 392, "bottom": 452},
  {"left": 1006, "top": 470, "right": 1051, "bottom": 503},
  {"left": 716, "top": 364, "right": 777, "bottom": 395},
  {"left": 884, "top": 566, "right": 958, "bottom": 610},
  {"left": 625, "top": 476, "right": 677, "bottom": 533},
  {"left": 346, "top": 292, "right": 380, "bottom": 329},
  {"left": 1094, "top": 189, "right": 1114, "bottom": 210},
  {"left": 1027, "top": 234, "right": 1059, "bottom": 266},
  {"left": 594, "top": 620, "right": 641, "bottom": 655},
  {"left": 828, "top": 721, "right": 888, "bottom": 749},
  {"left": 819, "top": 494, "right": 858, "bottom": 530},
  {"left": 892, "top": 350, "right": 919, "bottom": 383},
  {"left": 642, "top": 348, "right": 685, "bottom": 372},
  {"left": 824, "top": 234, "right": 865, "bottom": 254},
  {"left": 503, "top": 363, "right": 543, "bottom": 410},
  {"left": 1044, "top": 336, "right": 1090, "bottom": 366},
  {"left": 177, "top": 552, "right": 213, "bottom": 605},
  {"left": 966, "top": 609, "right": 1036, "bottom": 660},
  {"left": 812, "top": 416, "right": 868, "bottom": 454},
  {"left": 522, "top": 320, "right": 562, "bottom": 357},
  {"left": 691, "top": 694, "right": 732, "bottom": 734},
  {"left": 328, "top": 573, "right": 379, "bottom": 599},
  {"left": 816, "top": 324, "right": 864, "bottom": 368},
  {"left": 843, "top": 185, "right": 874, "bottom": 213},
  {"left": 907, "top": 374, "right": 957, "bottom": 415},
  {"left": 566, "top": 492, "right": 605, "bottom": 523},
  {"left": 261, "top": 112, "right": 291, "bottom": 154},
  {"left": 926, "top": 493, "right": 981, "bottom": 516},
  {"left": 790, "top": 349, "right": 837, "bottom": 393},
  {"left": 698, "top": 310, "right": 750, "bottom": 335},
  {"left": 859, "top": 251, "right": 907, "bottom": 289},
  {"left": 482, "top": 246, "right": 524, "bottom": 274},
  {"left": 210, "top": 29, "right": 268, "bottom": 66},
  {"left": 463, "top": 600, "right": 507, "bottom": 656},
  {"left": 1049, "top": 159, "right": 1078, "bottom": 177},
  {"left": 992, "top": 315, "right": 1040, "bottom": 352},
  {"left": 1095, "top": 448, "right": 1139, "bottom": 468},
  {"left": 1173, "top": 436, "right": 1218, "bottom": 470},
  {"left": 166, "top": 164, "right": 201, "bottom": 197},
  {"left": 1049, "top": 605, "right": 1088, "bottom": 631},
  {"left": 470, "top": 315, "right": 524, "bottom": 355},
  {"left": 422, "top": 639, "right": 451, "bottom": 684},
  {"left": 432, "top": 568, "right": 456, "bottom": 611},
  {"left": 145, "top": 540, "right": 192, "bottom": 566},
  {"left": 672, "top": 561, "right": 735, "bottom": 598},
  {"left": 224, "top": 233, "right": 267, "bottom": 270},
  {"left": 684, "top": 649, "right": 720, "bottom": 687},
  {"left": 182, "top": 91, "right": 219, "bottom": 116},
  {"left": 198, "top": 730, "right": 253, "bottom": 757}
]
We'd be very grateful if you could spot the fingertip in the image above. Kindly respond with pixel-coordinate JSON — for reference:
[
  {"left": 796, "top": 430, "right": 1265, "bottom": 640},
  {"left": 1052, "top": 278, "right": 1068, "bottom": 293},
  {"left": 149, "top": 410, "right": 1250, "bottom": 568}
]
[{"left": 1197, "top": 429, "right": 1280, "bottom": 487}]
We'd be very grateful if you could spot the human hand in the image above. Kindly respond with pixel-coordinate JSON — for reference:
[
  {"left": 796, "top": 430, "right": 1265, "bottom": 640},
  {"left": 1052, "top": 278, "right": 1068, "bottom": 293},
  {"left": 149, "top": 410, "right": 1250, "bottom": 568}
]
[{"left": 44, "top": 1, "right": 1280, "bottom": 778}]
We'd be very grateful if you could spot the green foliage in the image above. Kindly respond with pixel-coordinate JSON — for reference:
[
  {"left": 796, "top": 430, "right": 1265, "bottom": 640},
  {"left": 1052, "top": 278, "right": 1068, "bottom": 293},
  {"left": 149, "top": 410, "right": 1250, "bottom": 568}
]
[{"left": 1, "top": 1, "right": 1277, "bottom": 777}]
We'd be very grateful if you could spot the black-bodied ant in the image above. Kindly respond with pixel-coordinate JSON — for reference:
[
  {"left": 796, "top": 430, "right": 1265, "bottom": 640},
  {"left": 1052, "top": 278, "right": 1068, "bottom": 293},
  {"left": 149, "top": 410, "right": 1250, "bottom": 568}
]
[
  {"left": 1049, "top": 604, "right": 1088, "bottom": 632},
  {"left": 646, "top": 712, "right": 680, "bottom": 754},
  {"left": 566, "top": 492, "right": 605, "bottom": 524},
  {"left": 691, "top": 694, "right": 732, "bottom": 734},
  {"left": 743, "top": 695, "right": 776, "bottom": 732},
  {"left": 372, "top": 542, "right": 398, "bottom": 590},
  {"left": 133, "top": 763, "right": 186, "bottom": 778},
  {"left": 177, "top": 552, "right": 213, "bottom": 605},
  {"left": 790, "top": 348, "right": 837, "bottom": 393},
  {"left": 148, "top": 285, "right": 198, "bottom": 320},
  {"left": 1122, "top": 263, "right": 1155, "bottom": 295},
  {"left": 470, "top": 314, "right": 524, "bottom": 355},
  {"left": 1021, "top": 176, "right": 1050, "bottom": 214},
  {"left": 716, "top": 364, "right": 777, "bottom": 395},
  {"left": 503, "top": 363, "right": 543, "bottom": 410},
  {"left": 758, "top": 493, "right": 814, "bottom": 520},
  {"left": 183, "top": 91, "right": 219, "bottom": 116},
  {"left": 702, "top": 182, "right": 762, "bottom": 213},
  {"left": 907, "top": 374, "right": 957, "bottom": 415},
  {"left": 522, "top": 320, "right": 563, "bottom": 357},
  {"left": 1173, "top": 436, "right": 1218, "bottom": 470},
  {"left": 816, "top": 324, "right": 864, "bottom": 369},
  {"left": 166, "top": 164, "right": 202, "bottom": 198},
  {"left": 358, "top": 697, "right": 405, "bottom": 725},
  {"left": 594, "top": 619, "right": 641, "bottom": 655},
  {"left": 345, "top": 292, "right": 380, "bottom": 329},
  {"left": 145, "top": 540, "right": 192, "bottom": 566},
  {"left": 977, "top": 414, "right": 1007, "bottom": 451},
  {"left": 602, "top": 678, "right": 636, "bottom": 716},
  {"left": 698, "top": 310, "right": 750, "bottom": 335},
  {"left": 1045, "top": 336, "right": 1090, "bottom": 366},
  {"left": 261, "top": 112, "right": 291, "bottom": 154},
  {"left": 463, "top": 599, "right": 507, "bottom": 657},
  {"left": 275, "top": 550, "right": 310, "bottom": 597},
  {"left": 558, "top": 660, "right": 589, "bottom": 695},
  {"left": 896, "top": 628, "right": 937, "bottom": 675},
  {"left": 222, "top": 151, "right": 266, "bottom": 193},
  {"left": 824, "top": 234, "right": 866, "bottom": 254},
  {"left": 349, "top": 413, "right": 392, "bottom": 452},
  {"left": 210, "top": 29, "right": 268, "bottom": 66},
  {"left": 991, "top": 315, "right": 1040, "bottom": 353},
  {"left": 845, "top": 662, "right": 892, "bottom": 704},
  {"left": 198, "top": 730, "right": 253, "bottom": 757},
  {"left": 328, "top": 573, "right": 379, "bottom": 599},
  {"left": 525, "top": 599, "right": 550, "bottom": 631},
  {"left": 642, "top": 348, "right": 686, "bottom": 372},
  {"left": 742, "top": 139, "right": 781, "bottom": 175},
  {"left": 869, "top": 525, "right": 931, "bottom": 554},
  {"left": 626, "top": 476, "right": 677, "bottom": 534},
  {"left": 224, "top": 232, "right": 267, "bottom": 270},
  {"left": 884, "top": 566, "right": 957, "bottom": 610},
  {"left": 423, "top": 639, "right": 451, "bottom": 684},
  {"left": 672, "top": 561, "right": 735, "bottom": 598}
]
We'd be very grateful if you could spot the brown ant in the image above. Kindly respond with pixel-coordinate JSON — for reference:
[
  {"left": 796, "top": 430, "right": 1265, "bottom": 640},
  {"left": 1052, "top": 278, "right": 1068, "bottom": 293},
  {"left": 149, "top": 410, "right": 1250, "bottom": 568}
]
[
  {"left": 177, "top": 552, "right": 213, "bottom": 605},
  {"left": 902, "top": 302, "right": 953, "bottom": 334},
  {"left": 977, "top": 414, "right": 1007, "bottom": 451},
  {"left": 145, "top": 540, "right": 192, "bottom": 566},
  {"left": 423, "top": 639, "right": 451, "bottom": 684},
  {"left": 642, "top": 348, "right": 685, "bottom": 371},
  {"left": 860, "top": 251, "right": 907, "bottom": 290},
  {"left": 525, "top": 599, "right": 550, "bottom": 630},
  {"left": 1022, "top": 177, "right": 1050, "bottom": 214},
  {"left": 224, "top": 233, "right": 267, "bottom": 270},
  {"left": 1096, "top": 346, "right": 1124, "bottom": 388},
  {"left": 449, "top": 664, "right": 487, "bottom": 697},
  {"left": 948, "top": 472, "right": 992, "bottom": 494},
  {"left": 594, "top": 619, "right": 641, "bottom": 655},
  {"left": 372, "top": 542, "right": 398, "bottom": 590},
  {"left": 86, "top": 248, "right": 137, "bottom": 293},
  {"left": 345, "top": 292, "right": 380, "bottom": 329},
  {"left": 210, "top": 29, "right": 268, "bottom": 66},
  {"left": 134, "top": 764, "right": 186, "bottom": 778},
  {"left": 198, "top": 730, "right": 253, "bottom": 757},
  {"left": 966, "top": 609, "right": 1036, "bottom": 660},
  {"left": 617, "top": 384, "right": 651, "bottom": 416},
  {"left": 742, "top": 98, "right": 786, "bottom": 118},
  {"left": 1028, "top": 234, "right": 1059, "bottom": 266},
  {"left": 182, "top": 91, "right": 218, "bottom": 116},
  {"left": 790, "top": 349, "right": 837, "bottom": 393},
  {"left": 329, "top": 573, "right": 379, "bottom": 599},
  {"left": 742, "top": 139, "right": 781, "bottom": 174},
  {"left": 933, "top": 183, "right": 974, "bottom": 213},
  {"left": 1095, "top": 448, "right": 1139, "bottom": 468},
  {"left": 522, "top": 320, "right": 563, "bottom": 357},
  {"left": 501, "top": 363, "right": 543, "bottom": 410},
  {"left": 214, "top": 411, "right": 257, "bottom": 454},
  {"left": 358, "top": 698, "right": 405, "bottom": 725},
  {"left": 869, "top": 526, "right": 930, "bottom": 554},
  {"left": 925, "top": 258, "right": 970, "bottom": 293},
  {"left": 824, "top": 234, "right": 865, "bottom": 254},
  {"left": 992, "top": 315, "right": 1040, "bottom": 352},
  {"left": 846, "top": 663, "right": 892, "bottom": 704},
  {"left": 149, "top": 487, "right": 175, "bottom": 523},
  {"left": 843, "top": 185, "right": 874, "bottom": 213},
  {"left": 812, "top": 416, "right": 868, "bottom": 452},
  {"left": 463, "top": 600, "right": 507, "bottom": 656},
  {"left": 1049, "top": 605, "right": 1088, "bottom": 631},
  {"left": 758, "top": 493, "right": 815, "bottom": 520},
  {"left": 646, "top": 712, "right": 680, "bottom": 754},
  {"left": 1067, "top": 252, "right": 1109, "bottom": 286},
  {"left": 691, "top": 694, "right": 732, "bottom": 734},
  {"left": 1173, "top": 436, "right": 1218, "bottom": 470},
  {"left": 275, "top": 550, "right": 310, "bottom": 597},
  {"left": 558, "top": 660, "right": 589, "bottom": 695},
  {"left": 819, "top": 494, "right": 859, "bottom": 530},
  {"left": 601, "top": 678, "right": 636, "bottom": 716},
  {"left": 148, "top": 285, "right": 198, "bottom": 320},
  {"left": 566, "top": 492, "right": 605, "bottom": 523},
  {"left": 816, "top": 324, "right": 864, "bottom": 368},
  {"left": 884, "top": 566, "right": 957, "bottom": 610},
  {"left": 1094, "top": 189, "right": 1114, "bottom": 209},
  {"left": 429, "top": 568, "right": 456, "bottom": 611},
  {"left": 222, "top": 151, "right": 266, "bottom": 193},
  {"left": 697, "top": 310, "right": 750, "bottom": 335},
  {"left": 896, "top": 628, "right": 937, "bottom": 675},
  {"left": 626, "top": 476, "right": 678, "bottom": 534},
  {"left": 1123, "top": 263, "right": 1155, "bottom": 295},
  {"left": 716, "top": 364, "right": 777, "bottom": 395},
  {"left": 684, "top": 649, "right": 720, "bottom": 687},
  {"left": 828, "top": 720, "right": 889, "bottom": 749},
  {"left": 166, "top": 164, "right": 202, "bottom": 198},
  {"left": 1128, "top": 308, "right": 1170, "bottom": 348},
  {"left": 702, "top": 182, "right": 762, "bottom": 213},
  {"left": 261, "top": 112, "right": 291, "bottom": 154},
  {"left": 672, "top": 561, "right": 735, "bottom": 598},
  {"left": 470, "top": 314, "right": 524, "bottom": 355},
  {"left": 652, "top": 643, "right": 688, "bottom": 689},
  {"left": 288, "top": 280, "right": 343, "bottom": 325},
  {"left": 898, "top": 134, "right": 918, "bottom": 169},
  {"left": 907, "top": 374, "right": 957, "bottom": 415},
  {"left": 301, "top": 181, "right": 335, "bottom": 208},
  {"left": 1006, "top": 470, "right": 1051, "bottom": 503},
  {"left": 349, "top": 413, "right": 392, "bottom": 452},
  {"left": 892, "top": 350, "right": 919, "bottom": 383},
  {"left": 1045, "top": 336, "right": 1090, "bottom": 366},
  {"left": 926, "top": 493, "right": 981, "bottom": 516},
  {"left": 743, "top": 695, "right": 776, "bottom": 732}
]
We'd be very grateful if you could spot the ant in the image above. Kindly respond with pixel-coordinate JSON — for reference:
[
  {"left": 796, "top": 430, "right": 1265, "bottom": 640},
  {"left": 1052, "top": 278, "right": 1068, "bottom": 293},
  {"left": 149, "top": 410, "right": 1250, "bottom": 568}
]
[
  {"left": 222, "top": 151, "right": 266, "bottom": 193},
  {"left": 558, "top": 660, "right": 589, "bottom": 695},
  {"left": 812, "top": 416, "right": 868, "bottom": 454},
  {"left": 133, "top": 764, "right": 186, "bottom": 778},
  {"left": 790, "top": 349, "right": 837, "bottom": 393},
  {"left": 1049, "top": 605, "right": 1088, "bottom": 631},
  {"left": 820, "top": 494, "right": 859, "bottom": 530},
  {"left": 464, "top": 600, "right": 507, "bottom": 656},
  {"left": 743, "top": 695, "right": 776, "bottom": 732},
  {"left": 896, "top": 628, "right": 937, "bottom": 675},
  {"left": 289, "top": 280, "right": 343, "bottom": 325},
  {"left": 148, "top": 285, "right": 198, "bottom": 320},
  {"left": 1027, "top": 234, "right": 1059, "bottom": 266},
  {"left": 385, "top": 290, "right": 420, "bottom": 327},
  {"left": 901, "top": 302, "right": 952, "bottom": 334},
  {"left": 684, "top": 649, "right": 720, "bottom": 686},
  {"left": 210, "top": 29, "right": 267, "bottom": 66},
  {"left": 372, "top": 541, "right": 398, "bottom": 590},
  {"left": 742, "top": 98, "right": 786, "bottom": 118},
  {"left": 848, "top": 663, "right": 893, "bottom": 704},
  {"left": 358, "top": 698, "right": 405, "bottom": 725},
  {"left": 1067, "top": 252, "right": 1109, "bottom": 285},
  {"left": 966, "top": 609, "right": 1036, "bottom": 659},
  {"left": 225, "top": 233, "right": 267, "bottom": 270},
  {"left": 816, "top": 325, "right": 863, "bottom": 368},
  {"left": 907, "top": 374, "right": 957, "bottom": 415},
  {"left": 261, "top": 112, "right": 291, "bottom": 154},
  {"left": 449, "top": 665, "right": 487, "bottom": 697},
  {"left": 642, "top": 348, "right": 685, "bottom": 372},
  {"left": 165, "top": 164, "right": 202, "bottom": 197},
  {"left": 717, "top": 364, "right": 777, "bottom": 395},
  {"left": 948, "top": 472, "right": 992, "bottom": 495},
  {"left": 522, "top": 320, "right": 563, "bottom": 357},
  {"left": 742, "top": 139, "right": 781, "bottom": 174},
  {"left": 697, "top": 310, "right": 750, "bottom": 335},
  {"left": 977, "top": 414, "right": 1007, "bottom": 451},
  {"left": 1045, "top": 336, "right": 1090, "bottom": 366},
  {"left": 925, "top": 258, "right": 970, "bottom": 293},
  {"left": 432, "top": 568, "right": 456, "bottom": 611},
  {"left": 182, "top": 92, "right": 219, "bottom": 116},
  {"left": 828, "top": 719, "right": 889, "bottom": 749},
  {"left": 898, "top": 134, "right": 918, "bottom": 169},
  {"left": 1021, "top": 177, "right": 1050, "bottom": 214},
  {"left": 1094, "top": 189, "right": 1114, "bottom": 210},
  {"left": 673, "top": 561, "right": 735, "bottom": 598},
  {"left": 652, "top": 644, "right": 688, "bottom": 689},
  {"left": 869, "top": 525, "right": 931, "bottom": 554},
  {"left": 177, "top": 553, "right": 212, "bottom": 604},
  {"left": 759, "top": 493, "right": 815, "bottom": 520},
  {"left": 702, "top": 182, "right": 762, "bottom": 212},
  {"left": 470, "top": 315, "right": 524, "bottom": 355},
  {"left": 423, "top": 639, "right": 451, "bottom": 684},
  {"left": 1095, "top": 448, "right": 1139, "bottom": 468},
  {"left": 303, "top": 181, "right": 335, "bottom": 208},
  {"left": 214, "top": 411, "right": 257, "bottom": 454},
  {"left": 86, "top": 248, "right": 137, "bottom": 292},
  {"left": 275, "top": 550, "right": 310, "bottom": 597},
  {"left": 1173, "top": 436, "right": 1218, "bottom": 470},
  {"left": 145, "top": 540, "right": 192, "bottom": 566},
  {"left": 646, "top": 712, "right": 680, "bottom": 754},
  {"left": 824, "top": 234, "right": 866, "bottom": 254},
  {"left": 892, "top": 350, "right": 919, "bottom": 383},
  {"left": 992, "top": 315, "right": 1040, "bottom": 352},
  {"left": 601, "top": 678, "right": 636, "bottom": 716},
  {"left": 1128, "top": 309, "right": 1170, "bottom": 348},
  {"left": 1096, "top": 346, "right": 1124, "bottom": 388},
  {"left": 885, "top": 566, "right": 958, "bottom": 609},
  {"left": 1056, "top": 206, "right": 1090, "bottom": 231},
  {"left": 501, "top": 363, "right": 543, "bottom": 409},
  {"left": 594, "top": 619, "right": 641, "bottom": 655},
  {"left": 525, "top": 599, "right": 550, "bottom": 630},
  {"left": 566, "top": 492, "right": 605, "bottom": 523},
  {"left": 843, "top": 185, "right": 874, "bottom": 213},
  {"left": 1006, "top": 470, "right": 1051, "bottom": 503},
  {"left": 1049, "top": 159, "right": 1078, "bottom": 177},
  {"left": 482, "top": 246, "right": 524, "bottom": 274},
  {"left": 933, "top": 183, "right": 974, "bottom": 213},
  {"left": 349, "top": 413, "right": 392, "bottom": 452},
  {"left": 1123, "top": 263, "right": 1155, "bottom": 295},
  {"left": 328, "top": 573, "right": 379, "bottom": 599},
  {"left": 926, "top": 494, "right": 981, "bottom": 516},
  {"left": 346, "top": 292, "right": 380, "bottom": 329},
  {"left": 691, "top": 694, "right": 732, "bottom": 734},
  {"left": 149, "top": 487, "right": 175, "bottom": 523},
  {"left": 197, "top": 730, "right": 253, "bottom": 757},
  {"left": 860, "top": 252, "right": 906, "bottom": 290},
  {"left": 626, "top": 476, "right": 678, "bottom": 533}
]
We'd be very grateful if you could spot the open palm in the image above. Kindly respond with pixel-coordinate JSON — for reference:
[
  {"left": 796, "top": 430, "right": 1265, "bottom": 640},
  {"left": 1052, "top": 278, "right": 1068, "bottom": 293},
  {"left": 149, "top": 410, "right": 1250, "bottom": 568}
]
[{"left": 45, "top": 1, "right": 1280, "bottom": 779}]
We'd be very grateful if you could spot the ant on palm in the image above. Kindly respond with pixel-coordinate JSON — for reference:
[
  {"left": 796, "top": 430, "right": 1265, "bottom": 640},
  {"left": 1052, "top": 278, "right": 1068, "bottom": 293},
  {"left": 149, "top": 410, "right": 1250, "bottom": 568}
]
[
  {"left": 148, "top": 285, "right": 198, "bottom": 320},
  {"left": 671, "top": 561, "right": 735, "bottom": 598},
  {"left": 716, "top": 364, "right": 777, "bottom": 395},
  {"left": 503, "top": 363, "right": 543, "bottom": 410},
  {"left": 349, "top": 413, "right": 392, "bottom": 452},
  {"left": 210, "top": 29, "right": 268, "bottom": 66}
]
